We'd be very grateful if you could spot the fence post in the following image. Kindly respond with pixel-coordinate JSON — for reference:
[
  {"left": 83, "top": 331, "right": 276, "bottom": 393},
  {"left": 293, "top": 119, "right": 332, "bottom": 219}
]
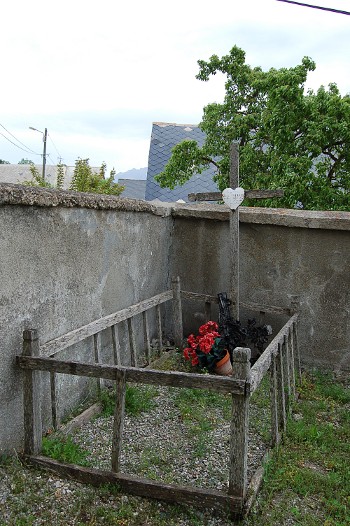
[
  {"left": 288, "top": 327, "right": 296, "bottom": 400},
  {"left": 50, "top": 372, "right": 59, "bottom": 431},
  {"left": 293, "top": 320, "right": 302, "bottom": 384},
  {"left": 282, "top": 335, "right": 291, "bottom": 414},
  {"left": 111, "top": 324, "right": 121, "bottom": 366},
  {"left": 172, "top": 276, "right": 183, "bottom": 349},
  {"left": 22, "top": 329, "right": 42, "bottom": 455},
  {"left": 276, "top": 342, "right": 287, "bottom": 434},
  {"left": 111, "top": 368, "right": 126, "bottom": 472},
  {"left": 156, "top": 304, "right": 163, "bottom": 355},
  {"left": 93, "top": 333, "right": 102, "bottom": 393},
  {"left": 127, "top": 318, "right": 138, "bottom": 367},
  {"left": 142, "top": 311, "right": 151, "bottom": 365},
  {"left": 229, "top": 347, "right": 251, "bottom": 501},
  {"left": 269, "top": 353, "right": 280, "bottom": 446}
]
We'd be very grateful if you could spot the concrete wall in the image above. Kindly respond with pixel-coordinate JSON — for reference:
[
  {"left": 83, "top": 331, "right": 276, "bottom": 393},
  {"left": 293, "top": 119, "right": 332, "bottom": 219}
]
[
  {"left": 0, "top": 183, "right": 349, "bottom": 453},
  {"left": 171, "top": 205, "right": 350, "bottom": 374},
  {"left": 0, "top": 184, "right": 173, "bottom": 454}
]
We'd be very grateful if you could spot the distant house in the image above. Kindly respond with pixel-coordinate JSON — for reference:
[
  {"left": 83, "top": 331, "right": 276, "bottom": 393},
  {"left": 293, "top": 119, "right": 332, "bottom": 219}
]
[
  {"left": 0, "top": 164, "right": 85, "bottom": 189},
  {"left": 145, "top": 122, "right": 219, "bottom": 202},
  {"left": 0, "top": 164, "right": 67, "bottom": 187}
]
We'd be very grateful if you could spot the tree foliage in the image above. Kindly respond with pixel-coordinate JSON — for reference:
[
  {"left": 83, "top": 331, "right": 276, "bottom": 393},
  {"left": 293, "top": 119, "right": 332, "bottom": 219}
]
[
  {"left": 23, "top": 158, "right": 124, "bottom": 196},
  {"left": 23, "top": 163, "right": 52, "bottom": 188},
  {"left": 0, "top": 159, "right": 10, "bottom": 164},
  {"left": 18, "top": 158, "right": 33, "bottom": 164},
  {"left": 69, "top": 158, "right": 123, "bottom": 195},
  {"left": 155, "top": 46, "right": 350, "bottom": 210}
]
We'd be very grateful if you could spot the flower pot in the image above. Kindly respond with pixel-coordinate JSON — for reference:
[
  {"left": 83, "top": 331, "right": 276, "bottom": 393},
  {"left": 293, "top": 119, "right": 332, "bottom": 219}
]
[{"left": 214, "top": 350, "right": 233, "bottom": 376}]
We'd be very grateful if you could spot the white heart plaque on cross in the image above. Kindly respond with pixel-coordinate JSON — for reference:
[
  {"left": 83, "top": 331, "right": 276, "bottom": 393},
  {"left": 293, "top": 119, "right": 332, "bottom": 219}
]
[{"left": 222, "top": 187, "right": 245, "bottom": 210}]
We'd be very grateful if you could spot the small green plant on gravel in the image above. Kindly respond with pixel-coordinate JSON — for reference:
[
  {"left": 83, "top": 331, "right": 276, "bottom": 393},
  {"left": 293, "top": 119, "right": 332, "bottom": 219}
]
[
  {"left": 0, "top": 453, "right": 12, "bottom": 466},
  {"left": 174, "top": 386, "right": 231, "bottom": 419},
  {"left": 100, "top": 384, "right": 159, "bottom": 417},
  {"left": 173, "top": 387, "right": 231, "bottom": 458},
  {"left": 137, "top": 446, "right": 174, "bottom": 481},
  {"left": 42, "top": 435, "right": 90, "bottom": 466},
  {"left": 125, "top": 384, "right": 158, "bottom": 416}
]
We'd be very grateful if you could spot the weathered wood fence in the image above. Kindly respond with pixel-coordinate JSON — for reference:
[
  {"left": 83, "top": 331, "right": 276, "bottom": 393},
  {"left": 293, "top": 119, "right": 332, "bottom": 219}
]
[{"left": 17, "top": 277, "right": 300, "bottom": 517}]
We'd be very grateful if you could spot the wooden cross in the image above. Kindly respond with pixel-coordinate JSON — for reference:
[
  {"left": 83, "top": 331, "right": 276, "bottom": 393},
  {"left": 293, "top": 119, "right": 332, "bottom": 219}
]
[{"left": 188, "top": 142, "right": 283, "bottom": 321}]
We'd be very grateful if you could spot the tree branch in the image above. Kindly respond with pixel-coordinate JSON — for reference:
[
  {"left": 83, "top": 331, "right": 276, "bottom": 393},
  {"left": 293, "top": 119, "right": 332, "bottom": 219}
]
[{"left": 201, "top": 156, "right": 220, "bottom": 169}]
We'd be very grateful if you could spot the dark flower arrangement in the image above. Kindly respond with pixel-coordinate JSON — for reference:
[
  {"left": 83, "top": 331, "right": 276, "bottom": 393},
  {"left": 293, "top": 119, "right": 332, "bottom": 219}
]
[
  {"left": 183, "top": 321, "right": 227, "bottom": 372},
  {"left": 217, "top": 292, "right": 272, "bottom": 364},
  {"left": 183, "top": 316, "right": 272, "bottom": 372}
]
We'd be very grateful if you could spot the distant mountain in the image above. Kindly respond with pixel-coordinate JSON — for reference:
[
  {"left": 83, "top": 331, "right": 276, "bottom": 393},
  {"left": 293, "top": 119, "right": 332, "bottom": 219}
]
[{"left": 115, "top": 167, "right": 147, "bottom": 181}]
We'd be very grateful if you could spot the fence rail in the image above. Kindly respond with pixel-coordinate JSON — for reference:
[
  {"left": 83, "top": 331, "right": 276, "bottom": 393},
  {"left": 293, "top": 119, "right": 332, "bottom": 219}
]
[
  {"left": 249, "top": 313, "right": 299, "bottom": 394},
  {"left": 180, "top": 290, "right": 294, "bottom": 316},
  {"left": 17, "top": 277, "right": 300, "bottom": 518},
  {"left": 40, "top": 290, "right": 174, "bottom": 358}
]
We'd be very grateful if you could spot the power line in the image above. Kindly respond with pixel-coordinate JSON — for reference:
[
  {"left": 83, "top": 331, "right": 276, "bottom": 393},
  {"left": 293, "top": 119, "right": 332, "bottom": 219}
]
[
  {"left": 48, "top": 133, "right": 63, "bottom": 162},
  {"left": 47, "top": 154, "right": 59, "bottom": 165},
  {"left": 0, "top": 123, "right": 41, "bottom": 155},
  {"left": 276, "top": 0, "right": 350, "bottom": 15},
  {"left": 0, "top": 130, "right": 42, "bottom": 156}
]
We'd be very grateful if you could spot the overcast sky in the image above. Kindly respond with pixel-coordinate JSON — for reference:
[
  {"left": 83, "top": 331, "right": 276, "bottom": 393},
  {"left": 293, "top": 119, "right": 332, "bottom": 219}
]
[{"left": 1, "top": 0, "right": 349, "bottom": 177}]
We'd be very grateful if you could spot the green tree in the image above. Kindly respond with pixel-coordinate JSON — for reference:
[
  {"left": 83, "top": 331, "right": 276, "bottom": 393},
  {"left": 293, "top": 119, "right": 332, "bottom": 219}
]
[
  {"left": 155, "top": 46, "right": 350, "bottom": 211},
  {"left": 56, "top": 163, "right": 65, "bottom": 189},
  {"left": 69, "top": 158, "right": 123, "bottom": 195},
  {"left": 23, "top": 158, "right": 124, "bottom": 196},
  {"left": 0, "top": 159, "right": 10, "bottom": 164},
  {"left": 18, "top": 158, "right": 33, "bottom": 164},
  {"left": 23, "top": 163, "right": 52, "bottom": 188}
]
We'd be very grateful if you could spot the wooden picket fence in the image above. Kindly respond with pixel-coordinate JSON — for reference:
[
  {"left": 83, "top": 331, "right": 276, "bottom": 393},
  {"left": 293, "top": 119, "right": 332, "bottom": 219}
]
[{"left": 17, "top": 277, "right": 300, "bottom": 518}]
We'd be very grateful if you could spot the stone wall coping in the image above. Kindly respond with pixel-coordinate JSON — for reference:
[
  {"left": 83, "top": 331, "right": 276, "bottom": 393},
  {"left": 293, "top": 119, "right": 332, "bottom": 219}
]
[
  {"left": 171, "top": 203, "right": 350, "bottom": 231},
  {"left": 1, "top": 183, "right": 349, "bottom": 230},
  {"left": 0, "top": 183, "right": 172, "bottom": 217}
]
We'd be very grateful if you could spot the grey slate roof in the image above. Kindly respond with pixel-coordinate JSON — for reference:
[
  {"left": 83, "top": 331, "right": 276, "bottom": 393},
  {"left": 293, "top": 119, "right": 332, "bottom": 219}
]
[
  {"left": 118, "top": 179, "right": 146, "bottom": 200},
  {"left": 145, "top": 122, "right": 219, "bottom": 202}
]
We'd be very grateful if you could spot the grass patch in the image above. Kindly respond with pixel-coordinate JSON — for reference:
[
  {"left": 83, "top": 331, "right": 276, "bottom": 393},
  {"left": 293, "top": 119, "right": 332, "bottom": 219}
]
[
  {"left": 247, "top": 371, "right": 350, "bottom": 526},
  {"left": 41, "top": 435, "right": 90, "bottom": 466},
  {"left": 173, "top": 387, "right": 231, "bottom": 458},
  {"left": 99, "top": 383, "right": 159, "bottom": 417}
]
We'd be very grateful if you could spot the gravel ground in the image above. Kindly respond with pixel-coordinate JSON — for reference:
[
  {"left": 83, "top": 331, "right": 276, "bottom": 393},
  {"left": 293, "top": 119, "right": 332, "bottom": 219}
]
[
  {"left": 73, "top": 385, "right": 268, "bottom": 489},
  {"left": 0, "top": 353, "right": 271, "bottom": 525}
]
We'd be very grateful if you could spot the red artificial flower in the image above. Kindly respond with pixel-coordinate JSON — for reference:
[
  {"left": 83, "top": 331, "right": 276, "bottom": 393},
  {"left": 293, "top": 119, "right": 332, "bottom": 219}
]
[
  {"left": 183, "top": 321, "right": 222, "bottom": 367},
  {"left": 191, "top": 355, "right": 199, "bottom": 366},
  {"left": 183, "top": 348, "right": 191, "bottom": 360},
  {"left": 199, "top": 321, "right": 218, "bottom": 335},
  {"left": 187, "top": 334, "right": 198, "bottom": 349},
  {"left": 206, "top": 321, "right": 219, "bottom": 332},
  {"left": 198, "top": 333, "right": 215, "bottom": 353},
  {"left": 197, "top": 331, "right": 220, "bottom": 354},
  {"left": 183, "top": 347, "right": 198, "bottom": 361}
]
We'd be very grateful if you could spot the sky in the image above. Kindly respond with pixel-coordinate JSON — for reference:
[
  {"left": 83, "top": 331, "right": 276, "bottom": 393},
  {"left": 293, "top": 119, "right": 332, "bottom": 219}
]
[{"left": 1, "top": 0, "right": 349, "bottom": 178}]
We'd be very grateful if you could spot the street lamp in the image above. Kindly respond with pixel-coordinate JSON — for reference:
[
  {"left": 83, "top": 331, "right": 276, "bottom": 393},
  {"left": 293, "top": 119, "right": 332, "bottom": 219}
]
[{"left": 29, "top": 126, "right": 47, "bottom": 181}]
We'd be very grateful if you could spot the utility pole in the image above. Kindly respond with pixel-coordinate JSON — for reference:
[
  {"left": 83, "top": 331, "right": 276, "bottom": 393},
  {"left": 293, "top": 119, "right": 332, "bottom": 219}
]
[
  {"left": 42, "top": 128, "right": 47, "bottom": 181},
  {"left": 29, "top": 126, "right": 47, "bottom": 181}
]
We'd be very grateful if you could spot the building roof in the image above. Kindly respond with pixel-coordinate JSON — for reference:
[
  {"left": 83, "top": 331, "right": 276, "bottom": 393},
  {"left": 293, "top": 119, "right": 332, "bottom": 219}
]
[
  {"left": 0, "top": 164, "right": 80, "bottom": 189},
  {"left": 0, "top": 164, "right": 62, "bottom": 187},
  {"left": 118, "top": 179, "right": 147, "bottom": 200},
  {"left": 145, "top": 122, "right": 219, "bottom": 202}
]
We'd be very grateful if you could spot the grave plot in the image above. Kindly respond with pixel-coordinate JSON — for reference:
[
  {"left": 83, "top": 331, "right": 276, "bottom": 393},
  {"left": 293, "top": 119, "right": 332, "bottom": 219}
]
[{"left": 16, "top": 144, "right": 301, "bottom": 518}]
